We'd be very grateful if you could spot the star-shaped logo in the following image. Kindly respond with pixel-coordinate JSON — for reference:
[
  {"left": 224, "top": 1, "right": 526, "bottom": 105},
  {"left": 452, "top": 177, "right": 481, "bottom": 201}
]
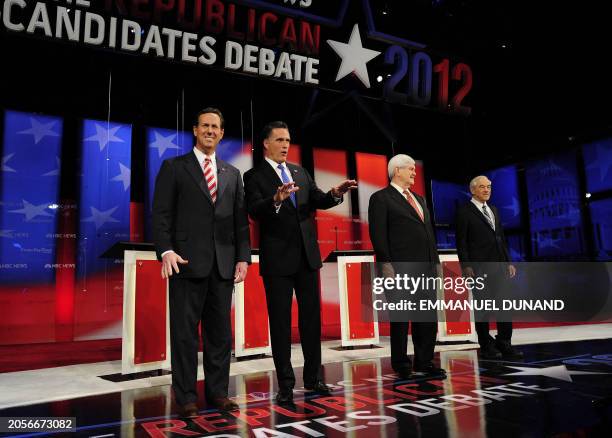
[
  {"left": 111, "top": 163, "right": 131, "bottom": 191},
  {"left": 327, "top": 24, "right": 381, "bottom": 88},
  {"left": 504, "top": 197, "right": 520, "bottom": 217},
  {"left": 9, "top": 200, "right": 54, "bottom": 221},
  {"left": 43, "top": 157, "right": 61, "bottom": 176},
  {"left": 503, "top": 365, "right": 608, "bottom": 382},
  {"left": 2, "top": 153, "right": 16, "bottom": 173},
  {"left": 18, "top": 118, "right": 60, "bottom": 144},
  {"left": 85, "top": 124, "right": 124, "bottom": 152},
  {"left": 150, "top": 131, "right": 180, "bottom": 158},
  {"left": 81, "top": 206, "right": 121, "bottom": 230}
]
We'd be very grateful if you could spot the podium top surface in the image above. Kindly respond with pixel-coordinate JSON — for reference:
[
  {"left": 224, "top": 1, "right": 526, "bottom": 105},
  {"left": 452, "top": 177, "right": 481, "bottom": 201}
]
[
  {"left": 323, "top": 249, "right": 375, "bottom": 263},
  {"left": 100, "top": 242, "right": 156, "bottom": 259}
]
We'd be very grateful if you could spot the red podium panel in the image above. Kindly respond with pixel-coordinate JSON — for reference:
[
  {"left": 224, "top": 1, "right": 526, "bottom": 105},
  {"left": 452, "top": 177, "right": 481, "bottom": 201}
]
[
  {"left": 242, "top": 261, "right": 270, "bottom": 350},
  {"left": 134, "top": 260, "right": 167, "bottom": 364},
  {"left": 234, "top": 255, "right": 271, "bottom": 357},
  {"left": 346, "top": 262, "right": 376, "bottom": 340}
]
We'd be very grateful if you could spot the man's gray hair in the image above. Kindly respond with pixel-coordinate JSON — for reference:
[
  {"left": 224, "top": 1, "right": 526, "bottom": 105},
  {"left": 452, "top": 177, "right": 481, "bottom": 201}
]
[
  {"left": 388, "top": 154, "right": 416, "bottom": 180},
  {"left": 469, "top": 175, "right": 490, "bottom": 190}
]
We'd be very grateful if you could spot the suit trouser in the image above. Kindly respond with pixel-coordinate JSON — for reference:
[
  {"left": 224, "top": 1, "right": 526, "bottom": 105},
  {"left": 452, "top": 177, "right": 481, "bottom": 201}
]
[
  {"left": 262, "top": 251, "right": 322, "bottom": 390},
  {"left": 169, "top": 259, "right": 233, "bottom": 406},
  {"left": 474, "top": 269, "right": 513, "bottom": 346},
  {"left": 390, "top": 321, "right": 438, "bottom": 371}
]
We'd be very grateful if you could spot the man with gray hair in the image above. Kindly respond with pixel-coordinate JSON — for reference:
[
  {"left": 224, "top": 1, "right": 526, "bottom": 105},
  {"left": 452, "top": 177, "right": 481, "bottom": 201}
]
[
  {"left": 368, "top": 154, "right": 445, "bottom": 379},
  {"left": 455, "top": 175, "right": 522, "bottom": 360}
]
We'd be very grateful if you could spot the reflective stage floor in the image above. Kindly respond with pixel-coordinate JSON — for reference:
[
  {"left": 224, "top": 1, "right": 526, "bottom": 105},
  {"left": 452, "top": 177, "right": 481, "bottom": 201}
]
[{"left": 1, "top": 338, "right": 612, "bottom": 437}]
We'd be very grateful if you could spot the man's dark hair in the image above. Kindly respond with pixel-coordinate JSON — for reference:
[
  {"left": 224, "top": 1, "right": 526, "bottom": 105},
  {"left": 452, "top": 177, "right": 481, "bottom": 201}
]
[
  {"left": 194, "top": 107, "right": 225, "bottom": 129},
  {"left": 261, "top": 121, "right": 289, "bottom": 142}
]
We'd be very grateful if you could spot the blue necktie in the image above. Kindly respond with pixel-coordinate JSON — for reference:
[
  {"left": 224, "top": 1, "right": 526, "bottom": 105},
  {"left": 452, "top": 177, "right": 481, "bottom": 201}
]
[{"left": 278, "top": 163, "right": 296, "bottom": 207}]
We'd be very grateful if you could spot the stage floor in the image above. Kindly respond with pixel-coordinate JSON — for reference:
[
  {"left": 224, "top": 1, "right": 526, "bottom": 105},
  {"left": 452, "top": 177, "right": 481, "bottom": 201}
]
[{"left": 1, "top": 336, "right": 612, "bottom": 437}]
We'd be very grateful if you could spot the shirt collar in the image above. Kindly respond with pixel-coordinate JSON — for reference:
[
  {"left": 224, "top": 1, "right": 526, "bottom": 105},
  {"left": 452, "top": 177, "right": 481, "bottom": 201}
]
[
  {"left": 193, "top": 147, "right": 215, "bottom": 165},
  {"left": 390, "top": 182, "right": 410, "bottom": 195},
  {"left": 471, "top": 198, "right": 488, "bottom": 209},
  {"left": 265, "top": 156, "right": 287, "bottom": 170}
]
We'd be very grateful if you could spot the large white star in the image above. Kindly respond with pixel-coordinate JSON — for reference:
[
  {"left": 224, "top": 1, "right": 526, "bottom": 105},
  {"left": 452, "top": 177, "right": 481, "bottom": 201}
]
[
  {"left": 111, "top": 163, "right": 131, "bottom": 191},
  {"left": 327, "top": 24, "right": 381, "bottom": 88},
  {"left": 9, "top": 200, "right": 54, "bottom": 221},
  {"left": 503, "top": 365, "right": 608, "bottom": 382},
  {"left": 2, "top": 153, "right": 16, "bottom": 173},
  {"left": 82, "top": 206, "right": 121, "bottom": 230},
  {"left": 43, "top": 157, "right": 61, "bottom": 176},
  {"left": 18, "top": 118, "right": 60, "bottom": 144},
  {"left": 150, "top": 131, "right": 180, "bottom": 158},
  {"left": 504, "top": 197, "right": 520, "bottom": 217},
  {"left": 85, "top": 124, "right": 124, "bottom": 152}
]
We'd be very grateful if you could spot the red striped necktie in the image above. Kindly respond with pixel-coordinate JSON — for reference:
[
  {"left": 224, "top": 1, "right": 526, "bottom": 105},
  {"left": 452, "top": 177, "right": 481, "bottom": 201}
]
[
  {"left": 203, "top": 157, "right": 217, "bottom": 203},
  {"left": 403, "top": 189, "right": 424, "bottom": 222}
]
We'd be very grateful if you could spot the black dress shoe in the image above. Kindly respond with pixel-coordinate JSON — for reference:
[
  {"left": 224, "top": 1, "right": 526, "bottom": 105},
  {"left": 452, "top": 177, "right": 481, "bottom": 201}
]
[
  {"left": 414, "top": 364, "right": 447, "bottom": 378},
  {"left": 480, "top": 342, "right": 503, "bottom": 360},
  {"left": 304, "top": 380, "right": 331, "bottom": 394},
  {"left": 276, "top": 389, "right": 294, "bottom": 404},
  {"left": 178, "top": 402, "right": 199, "bottom": 418},
  {"left": 393, "top": 368, "right": 413, "bottom": 379},
  {"left": 208, "top": 397, "right": 239, "bottom": 411},
  {"left": 495, "top": 340, "right": 524, "bottom": 359}
]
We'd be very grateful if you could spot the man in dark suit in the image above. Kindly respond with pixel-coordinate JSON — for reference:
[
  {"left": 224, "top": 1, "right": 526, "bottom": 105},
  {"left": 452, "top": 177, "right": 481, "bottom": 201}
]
[
  {"left": 152, "top": 108, "right": 251, "bottom": 416},
  {"left": 244, "top": 121, "right": 357, "bottom": 404},
  {"left": 368, "top": 154, "right": 445, "bottom": 379},
  {"left": 455, "top": 175, "right": 523, "bottom": 360}
]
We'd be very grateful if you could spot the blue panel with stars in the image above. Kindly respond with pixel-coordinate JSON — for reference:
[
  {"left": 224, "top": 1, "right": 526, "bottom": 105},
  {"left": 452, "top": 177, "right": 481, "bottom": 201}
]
[
  {"left": 77, "top": 120, "right": 132, "bottom": 277},
  {"left": 0, "top": 110, "right": 63, "bottom": 283},
  {"left": 145, "top": 127, "right": 192, "bottom": 240},
  {"left": 488, "top": 165, "right": 521, "bottom": 229},
  {"left": 582, "top": 138, "right": 612, "bottom": 193},
  {"left": 431, "top": 180, "right": 471, "bottom": 225},
  {"left": 525, "top": 151, "right": 585, "bottom": 257}
]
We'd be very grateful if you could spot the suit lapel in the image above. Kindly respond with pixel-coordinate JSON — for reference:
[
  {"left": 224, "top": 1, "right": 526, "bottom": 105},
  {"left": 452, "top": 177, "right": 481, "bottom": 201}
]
[
  {"left": 287, "top": 163, "right": 303, "bottom": 208},
  {"left": 387, "top": 186, "right": 423, "bottom": 224},
  {"left": 215, "top": 158, "right": 229, "bottom": 203},
  {"left": 468, "top": 202, "right": 495, "bottom": 232},
  {"left": 185, "top": 151, "right": 213, "bottom": 205}
]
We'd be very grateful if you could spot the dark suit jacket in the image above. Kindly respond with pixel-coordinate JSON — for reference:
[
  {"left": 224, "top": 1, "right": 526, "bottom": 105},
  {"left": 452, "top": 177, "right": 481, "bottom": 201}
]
[
  {"left": 244, "top": 161, "right": 339, "bottom": 276},
  {"left": 368, "top": 185, "right": 440, "bottom": 265},
  {"left": 152, "top": 151, "right": 251, "bottom": 279},
  {"left": 455, "top": 202, "right": 510, "bottom": 271}
]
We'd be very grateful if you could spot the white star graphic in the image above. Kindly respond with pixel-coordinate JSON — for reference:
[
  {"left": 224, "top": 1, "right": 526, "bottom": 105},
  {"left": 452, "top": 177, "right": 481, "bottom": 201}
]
[
  {"left": 111, "top": 163, "right": 131, "bottom": 191},
  {"left": 2, "top": 153, "right": 16, "bottom": 173},
  {"left": 18, "top": 118, "right": 60, "bottom": 144},
  {"left": 150, "top": 131, "right": 180, "bottom": 158},
  {"left": 504, "top": 197, "right": 520, "bottom": 217},
  {"left": 503, "top": 365, "right": 608, "bottom": 382},
  {"left": 9, "top": 200, "right": 54, "bottom": 221},
  {"left": 43, "top": 157, "right": 61, "bottom": 176},
  {"left": 85, "top": 124, "right": 124, "bottom": 152},
  {"left": 82, "top": 206, "right": 121, "bottom": 230},
  {"left": 327, "top": 24, "right": 381, "bottom": 88}
]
